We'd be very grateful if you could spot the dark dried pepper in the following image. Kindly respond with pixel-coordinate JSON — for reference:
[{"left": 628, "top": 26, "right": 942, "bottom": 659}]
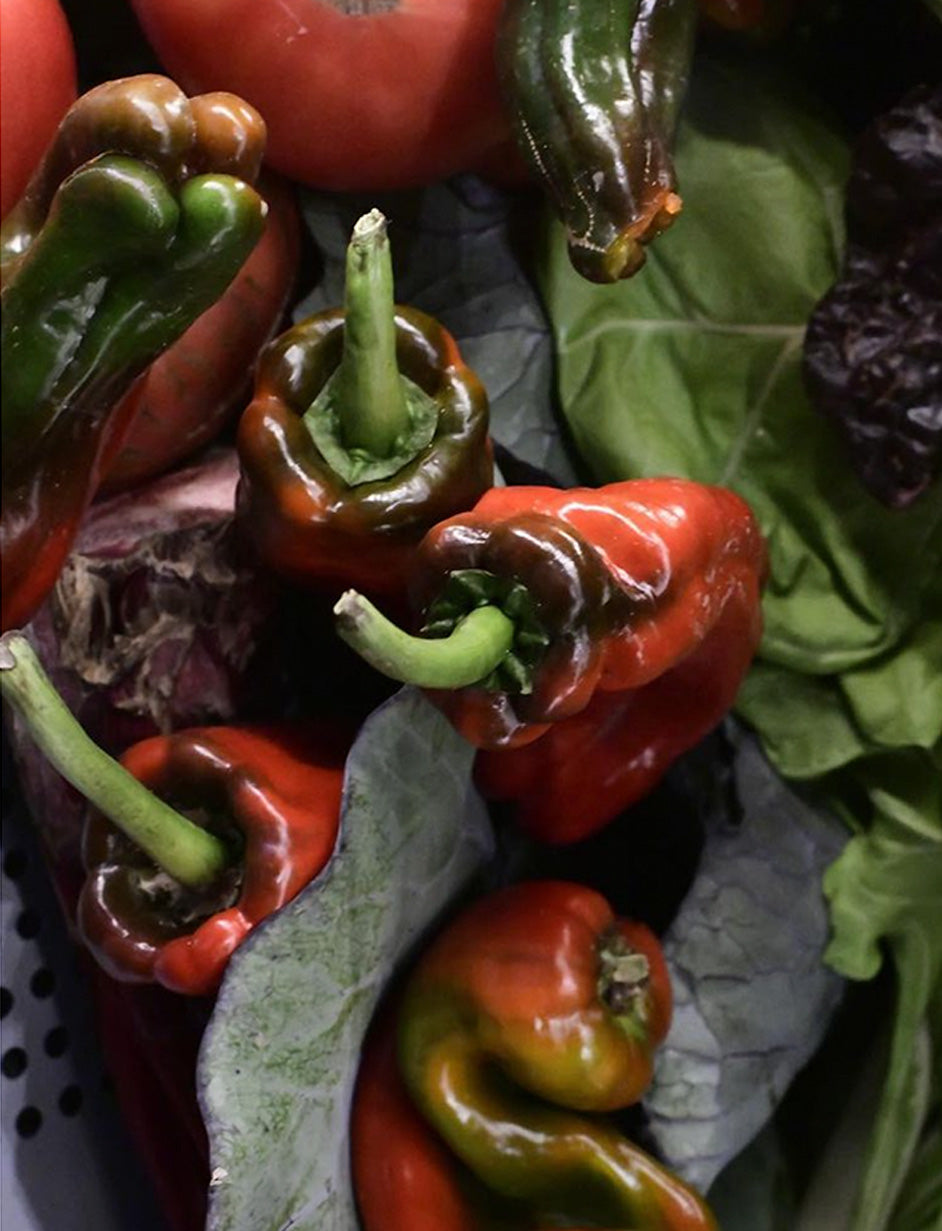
[{"left": 803, "top": 85, "right": 942, "bottom": 510}]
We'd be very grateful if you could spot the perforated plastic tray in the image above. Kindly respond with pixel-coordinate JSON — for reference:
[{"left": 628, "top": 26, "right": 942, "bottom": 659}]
[{"left": 1, "top": 730, "right": 167, "bottom": 1231}]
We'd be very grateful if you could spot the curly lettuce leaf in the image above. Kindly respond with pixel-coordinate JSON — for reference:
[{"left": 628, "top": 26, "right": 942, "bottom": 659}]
[
  {"left": 198, "top": 688, "right": 494, "bottom": 1231},
  {"left": 819, "top": 753, "right": 942, "bottom": 1231}
]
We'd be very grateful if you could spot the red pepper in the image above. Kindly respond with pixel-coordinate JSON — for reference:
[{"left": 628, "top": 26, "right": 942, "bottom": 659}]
[
  {"left": 236, "top": 210, "right": 493, "bottom": 602},
  {"left": 77, "top": 722, "right": 349, "bottom": 996},
  {"left": 336, "top": 477, "right": 766, "bottom": 748},
  {"left": 0, "top": 75, "right": 268, "bottom": 632},
  {"left": 352, "top": 1009, "right": 484, "bottom": 1231},
  {"left": 352, "top": 881, "right": 716, "bottom": 1230},
  {"left": 98, "top": 171, "right": 302, "bottom": 494},
  {"left": 0, "top": 631, "right": 350, "bottom": 997},
  {"left": 474, "top": 555, "right": 762, "bottom": 842}
]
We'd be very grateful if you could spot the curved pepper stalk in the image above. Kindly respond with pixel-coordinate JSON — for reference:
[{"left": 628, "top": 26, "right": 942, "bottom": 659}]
[
  {"left": 497, "top": 0, "right": 697, "bottom": 282},
  {"left": 236, "top": 210, "right": 494, "bottom": 601},
  {"left": 0, "top": 75, "right": 268, "bottom": 633},
  {"left": 352, "top": 881, "right": 717, "bottom": 1229},
  {"left": 0, "top": 631, "right": 349, "bottom": 997}
]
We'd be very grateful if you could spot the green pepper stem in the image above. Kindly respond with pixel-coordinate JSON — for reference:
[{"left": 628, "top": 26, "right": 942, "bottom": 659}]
[
  {"left": 333, "top": 209, "right": 411, "bottom": 458},
  {"left": 0, "top": 632, "right": 230, "bottom": 889},
  {"left": 334, "top": 591, "right": 515, "bottom": 690}
]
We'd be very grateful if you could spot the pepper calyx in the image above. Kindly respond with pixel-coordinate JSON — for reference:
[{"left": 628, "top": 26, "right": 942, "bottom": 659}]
[
  {"left": 421, "top": 569, "right": 550, "bottom": 695},
  {"left": 305, "top": 372, "right": 438, "bottom": 487},
  {"left": 597, "top": 928, "right": 652, "bottom": 1038}
]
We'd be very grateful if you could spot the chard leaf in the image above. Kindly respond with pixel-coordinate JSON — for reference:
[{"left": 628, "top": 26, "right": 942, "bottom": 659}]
[
  {"left": 536, "top": 49, "right": 942, "bottom": 779},
  {"left": 296, "top": 178, "right": 580, "bottom": 485},
  {"left": 198, "top": 687, "right": 494, "bottom": 1231},
  {"left": 644, "top": 722, "right": 847, "bottom": 1189}
]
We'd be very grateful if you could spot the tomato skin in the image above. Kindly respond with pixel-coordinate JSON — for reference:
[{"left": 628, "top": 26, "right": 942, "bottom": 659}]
[
  {"left": 0, "top": 0, "right": 77, "bottom": 218},
  {"left": 99, "top": 174, "right": 302, "bottom": 494},
  {"left": 129, "top": 0, "right": 512, "bottom": 190}
]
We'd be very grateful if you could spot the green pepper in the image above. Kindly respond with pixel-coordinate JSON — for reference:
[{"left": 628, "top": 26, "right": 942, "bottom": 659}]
[
  {"left": 1, "top": 75, "right": 267, "bottom": 633},
  {"left": 497, "top": 0, "right": 697, "bottom": 282}
]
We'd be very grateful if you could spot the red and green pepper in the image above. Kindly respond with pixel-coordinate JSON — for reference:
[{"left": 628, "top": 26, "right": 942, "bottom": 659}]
[
  {"left": 236, "top": 209, "right": 493, "bottom": 601},
  {"left": 353, "top": 880, "right": 717, "bottom": 1229},
  {"left": 0, "top": 74, "right": 268, "bottom": 632}
]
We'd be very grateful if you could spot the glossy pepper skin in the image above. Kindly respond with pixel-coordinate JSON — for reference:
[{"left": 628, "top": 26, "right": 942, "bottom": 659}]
[
  {"left": 408, "top": 478, "right": 765, "bottom": 750},
  {"left": 497, "top": 0, "right": 696, "bottom": 282},
  {"left": 474, "top": 536, "right": 762, "bottom": 842},
  {"left": 236, "top": 307, "right": 494, "bottom": 601},
  {"left": 78, "top": 722, "right": 348, "bottom": 997},
  {"left": 0, "top": 74, "right": 267, "bottom": 633},
  {"left": 236, "top": 205, "right": 492, "bottom": 603},
  {"left": 366, "top": 880, "right": 716, "bottom": 1230}
]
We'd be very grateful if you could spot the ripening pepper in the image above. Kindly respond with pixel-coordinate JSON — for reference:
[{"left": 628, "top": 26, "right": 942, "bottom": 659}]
[
  {"left": 335, "top": 478, "right": 766, "bottom": 755},
  {"left": 497, "top": 0, "right": 697, "bottom": 282},
  {"left": 0, "top": 74, "right": 268, "bottom": 633},
  {"left": 0, "top": 632, "right": 349, "bottom": 997},
  {"left": 354, "top": 880, "right": 717, "bottom": 1230},
  {"left": 236, "top": 209, "right": 494, "bottom": 601}
]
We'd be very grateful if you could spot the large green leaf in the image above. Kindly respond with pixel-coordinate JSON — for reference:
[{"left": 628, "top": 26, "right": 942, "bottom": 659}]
[
  {"left": 198, "top": 688, "right": 494, "bottom": 1231},
  {"left": 645, "top": 723, "right": 847, "bottom": 1189},
  {"left": 537, "top": 50, "right": 942, "bottom": 778},
  {"left": 820, "top": 754, "right": 942, "bottom": 1231}
]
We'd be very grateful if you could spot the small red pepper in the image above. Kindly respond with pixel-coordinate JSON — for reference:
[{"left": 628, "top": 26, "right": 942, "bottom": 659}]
[
  {"left": 236, "top": 209, "right": 493, "bottom": 601},
  {"left": 336, "top": 477, "right": 766, "bottom": 750},
  {"left": 352, "top": 880, "right": 716, "bottom": 1230},
  {"left": 0, "top": 632, "right": 349, "bottom": 997},
  {"left": 78, "top": 721, "right": 349, "bottom": 996}
]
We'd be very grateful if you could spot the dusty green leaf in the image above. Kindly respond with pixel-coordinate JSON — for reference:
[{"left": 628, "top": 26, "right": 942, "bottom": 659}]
[
  {"left": 645, "top": 724, "right": 847, "bottom": 1189},
  {"left": 198, "top": 688, "right": 494, "bottom": 1231}
]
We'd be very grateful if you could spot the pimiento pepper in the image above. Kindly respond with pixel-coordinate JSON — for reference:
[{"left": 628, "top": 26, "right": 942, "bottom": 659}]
[
  {"left": 335, "top": 478, "right": 766, "bottom": 757},
  {"left": 353, "top": 880, "right": 717, "bottom": 1229},
  {"left": 0, "top": 631, "right": 349, "bottom": 997},
  {"left": 236, "top": 209, "right": 493, "bottom": 601},
  {"left": 0, "top": 74, "right": 268, "bottom": 633},
  {"left": 496, "top": 0, "right": 697, "bottom": 282},
  {"left": 99, "top": 170, "right": 302, "bottom": 494},
  {"left": 474, "top": 556, "right": 762, "bottom": 842}
]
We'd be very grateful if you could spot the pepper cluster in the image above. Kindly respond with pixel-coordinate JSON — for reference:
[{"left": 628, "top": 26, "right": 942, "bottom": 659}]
[{"left": 0, "top": 44, "right": 768, "bottom": 1231}]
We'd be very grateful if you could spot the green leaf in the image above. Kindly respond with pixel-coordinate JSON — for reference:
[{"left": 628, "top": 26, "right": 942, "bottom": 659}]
[
  {"left": 198, "top": 688, "right": 494, "bottom": 1231},
  {"left": 820, "top": 755, "right": 942, "bottom": 1231},
  {"left": 644, "top": 722, "right": 847, "bottom": 1189},
  {"left": 537, "top": 49, "right": 942, "bottom": 775}
]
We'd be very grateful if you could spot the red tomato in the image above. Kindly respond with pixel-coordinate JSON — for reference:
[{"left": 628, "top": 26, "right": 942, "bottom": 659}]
[
  {"left": 0, "top": 0, "right": 77, "bottom": 218},
  {"left": 99, "top": 174, "right": 302, "bottom": 493},
  {"left": 128, "top": 0, "right": 512, "bottom": 190}
]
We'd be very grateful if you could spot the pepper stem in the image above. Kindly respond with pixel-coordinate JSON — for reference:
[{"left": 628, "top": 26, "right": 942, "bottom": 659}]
[
  {"left": 334, "top": 591, "right": 515, "bottom": 690},
  {"left": 333, "top": 209, "right": 411, "bottom": 458},
  {"left": 0, "top": 632, "right": 230, "bottom": 890}
]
